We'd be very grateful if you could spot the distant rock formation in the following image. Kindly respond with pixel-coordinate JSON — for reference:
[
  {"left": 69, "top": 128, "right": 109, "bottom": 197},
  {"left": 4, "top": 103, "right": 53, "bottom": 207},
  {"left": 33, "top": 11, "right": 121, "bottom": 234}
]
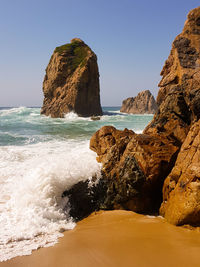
[
  {"left": 120, "top": 90, "right": 157, "bottom": 114},
  {"left": 41, "top": 38, "right": 102, "bottom": 117}
]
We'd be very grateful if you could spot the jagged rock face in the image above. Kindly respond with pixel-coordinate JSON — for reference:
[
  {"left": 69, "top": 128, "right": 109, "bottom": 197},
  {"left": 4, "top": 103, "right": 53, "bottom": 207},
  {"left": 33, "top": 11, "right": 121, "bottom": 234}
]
[
  {"left": 41, "top": 38, "right": 102, "bottom": 117},
  {"left": 152, "top": 7, "right": 200, "bottom": 225},
  {"left": 90, "top": 126, "right": 178, "bottom": 213},
  {"left": 120, "top": 90, "right": 157, "bottom": 114},
  {"left": 145, "top": 7, "right": 200, "bottom": 146},
  {"left": 157, "top": 7, "right": 200, "bottom": 107},
  {"left": 160, "top": 120, "right": 200, "bottom": 226}
]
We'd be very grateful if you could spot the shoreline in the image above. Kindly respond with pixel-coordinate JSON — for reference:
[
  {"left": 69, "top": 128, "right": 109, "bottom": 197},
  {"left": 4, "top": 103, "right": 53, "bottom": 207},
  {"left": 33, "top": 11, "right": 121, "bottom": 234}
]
[{"left": 1, "top": 210, "right": 200, "bottom": 267}]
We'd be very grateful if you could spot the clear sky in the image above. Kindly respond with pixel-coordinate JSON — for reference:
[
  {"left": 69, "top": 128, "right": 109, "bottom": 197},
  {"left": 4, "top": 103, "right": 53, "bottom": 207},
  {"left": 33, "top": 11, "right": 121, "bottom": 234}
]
[{"left": 0, "top": 0, "right": 199, "bottom": 107}]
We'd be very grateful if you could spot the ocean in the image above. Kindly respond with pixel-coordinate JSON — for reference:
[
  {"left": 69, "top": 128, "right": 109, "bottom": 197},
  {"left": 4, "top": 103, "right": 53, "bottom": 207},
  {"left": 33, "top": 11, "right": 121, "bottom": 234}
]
[{"left": 0, "top": 106, "right": 153, "bottom": 261}]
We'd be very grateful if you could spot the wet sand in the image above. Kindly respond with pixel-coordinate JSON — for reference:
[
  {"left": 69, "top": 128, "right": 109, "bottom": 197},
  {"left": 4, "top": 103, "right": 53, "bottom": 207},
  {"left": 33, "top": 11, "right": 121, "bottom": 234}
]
[{"left": 1, "top": 210, "right": 200, "bottom": 267}]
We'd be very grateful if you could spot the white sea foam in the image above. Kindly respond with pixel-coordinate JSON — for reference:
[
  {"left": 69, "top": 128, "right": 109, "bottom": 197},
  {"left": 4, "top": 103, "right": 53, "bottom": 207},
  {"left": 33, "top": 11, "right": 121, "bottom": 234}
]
[
  {"left": 0, "top": 107, "right": 153, "bottom": 261},
  {"left": 64, "top": 111, "right": 93, "bottom": 121},
  {"left": 134, "top": 130, "right": 143, "bottom": 134},
  {"left": 0, "top": 140, "right": 101, "bottom": 261},
  {"left": 0, "top": 106, "right": 27, "bottom": 116}
]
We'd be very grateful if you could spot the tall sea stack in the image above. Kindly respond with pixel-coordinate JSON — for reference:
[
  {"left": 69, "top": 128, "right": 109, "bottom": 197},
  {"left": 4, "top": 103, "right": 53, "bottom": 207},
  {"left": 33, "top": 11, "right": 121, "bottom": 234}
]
[{"left": 41, "top": 38, "right": 102, "bottom": 117}]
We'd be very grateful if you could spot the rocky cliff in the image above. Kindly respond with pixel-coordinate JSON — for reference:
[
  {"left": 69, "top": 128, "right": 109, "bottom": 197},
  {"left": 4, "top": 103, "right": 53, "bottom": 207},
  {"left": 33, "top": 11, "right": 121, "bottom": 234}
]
[
  {"left": 145, "top": 7, "right": 200, "bottom": 145},
  {"left": 41, "top": 38, "right": 102, "bottom": 117},
  {"left": 157, "top": 7, "right": 200, "bottom": 225},
  {"left": 120, "top": 90, "right": 157, "bottom": 114}
]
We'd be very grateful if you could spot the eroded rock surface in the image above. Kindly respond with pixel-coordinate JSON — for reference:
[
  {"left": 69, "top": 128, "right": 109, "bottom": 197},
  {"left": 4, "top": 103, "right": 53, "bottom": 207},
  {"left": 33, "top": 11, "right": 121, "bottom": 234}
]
[
  {"left": 156, "top": 7, "right": 200, "bottom": 107},
  {"left": 90, "top": 126, "right": 178, "bottom": 213},
  {"left": 160, "top": 120, "right": 200, "bottom": 225},
  {"left": 145, "top": 7, "right": 200, "bottom": 146},
  {"left": 153, "top": 7, "right": 200, "bottom": 225},
  {"left": 41, "top": 38, "right": 102, "bottom": 117},
  {"left": 120, "top": 90, "right": 157, "bottom": 114}
]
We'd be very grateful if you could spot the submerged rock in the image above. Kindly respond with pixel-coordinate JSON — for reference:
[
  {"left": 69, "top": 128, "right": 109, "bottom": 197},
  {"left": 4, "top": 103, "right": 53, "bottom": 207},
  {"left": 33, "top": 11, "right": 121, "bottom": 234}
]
[
  {"left": 120, "top": 90, "right": 157, "bottom": 114},
  {"left": 91, "top": 116, "right": 101, "bottom": 121},
  {"left": 41, "top": 38, "right": 102, "bottom": 118}
]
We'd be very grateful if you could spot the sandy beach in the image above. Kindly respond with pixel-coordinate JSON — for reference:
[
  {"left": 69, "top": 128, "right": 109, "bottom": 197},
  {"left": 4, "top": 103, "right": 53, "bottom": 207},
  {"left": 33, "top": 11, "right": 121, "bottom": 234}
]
[{"left": 1, "top": 210, "right": 200, "bottom": 267}]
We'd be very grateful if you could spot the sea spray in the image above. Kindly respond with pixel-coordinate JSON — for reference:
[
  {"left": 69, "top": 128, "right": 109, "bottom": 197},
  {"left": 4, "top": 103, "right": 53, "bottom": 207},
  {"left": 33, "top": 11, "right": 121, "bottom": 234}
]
[
  {"left": 0, "top": 140, "right": 101, "bottom": 261},
  {"left": 0, "top": 106, "right": 153, "bottom": 261}
]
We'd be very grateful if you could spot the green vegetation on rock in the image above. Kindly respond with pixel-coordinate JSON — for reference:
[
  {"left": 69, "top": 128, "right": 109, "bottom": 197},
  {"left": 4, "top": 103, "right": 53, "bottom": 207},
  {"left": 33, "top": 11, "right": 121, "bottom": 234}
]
[{"left": 55, "top": 41, "right": 88, "bottom": 71}]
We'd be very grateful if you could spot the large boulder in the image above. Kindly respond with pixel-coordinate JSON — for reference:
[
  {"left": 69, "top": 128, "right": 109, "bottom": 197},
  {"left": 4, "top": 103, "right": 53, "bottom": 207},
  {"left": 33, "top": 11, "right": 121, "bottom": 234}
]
[
  {"left": 90, "top": 126, "right": 178, "bottom": 213},
  {"left": 120, "top": 90, "right": 157, "bottom": 114},
  {"left": 41, "top": 38, "right": 102, "bottom": 117}
]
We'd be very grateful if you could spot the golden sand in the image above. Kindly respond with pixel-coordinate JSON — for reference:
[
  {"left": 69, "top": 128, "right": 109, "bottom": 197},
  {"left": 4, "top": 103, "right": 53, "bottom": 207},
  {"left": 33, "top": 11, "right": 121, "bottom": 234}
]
[{"left": 1, "top": 210, "right": 200, "bottom": 267}]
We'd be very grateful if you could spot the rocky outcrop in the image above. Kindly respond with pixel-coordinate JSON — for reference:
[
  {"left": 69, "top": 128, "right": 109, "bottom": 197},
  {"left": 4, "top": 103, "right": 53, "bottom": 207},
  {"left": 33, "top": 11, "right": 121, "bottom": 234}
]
[
  {"left": 120, "top": 90, "right": 157, "bottom": 114},
  {"left": 41, "top": 38, "right": 102, "bottom": 117},
  {"left": 62, "top": 178, "right": 107, "bottom": 221},
  {"left": 90, "top": 126, "right": 178, "bottom": 213},
  {"left": 160, "top": 120, "right": 200, "bottom": 226}
]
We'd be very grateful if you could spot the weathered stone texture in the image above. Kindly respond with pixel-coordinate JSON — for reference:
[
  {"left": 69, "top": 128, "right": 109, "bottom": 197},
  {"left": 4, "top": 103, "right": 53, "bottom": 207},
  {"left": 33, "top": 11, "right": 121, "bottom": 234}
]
[
  {"left": 160, "top": 120, "right": 200, "bottom": 225},
  {"left": 41, "top": 38, "right": 102, "bottom": 117}
]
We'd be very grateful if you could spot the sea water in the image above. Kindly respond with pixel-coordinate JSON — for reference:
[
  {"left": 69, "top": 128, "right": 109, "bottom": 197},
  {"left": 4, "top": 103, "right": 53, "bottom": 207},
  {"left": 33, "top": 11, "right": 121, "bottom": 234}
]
[{"left": 0, "top": 106, "right": 153, "bottom": 261}]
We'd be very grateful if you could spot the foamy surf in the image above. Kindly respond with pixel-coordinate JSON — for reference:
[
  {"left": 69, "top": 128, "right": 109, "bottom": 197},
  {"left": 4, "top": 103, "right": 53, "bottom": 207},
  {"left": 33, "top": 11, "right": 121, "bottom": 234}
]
[
  {"left": 0, "top": 106, "right": 153, "bottom": 261},
  {"left": 0, "top": 140, "right": 101, "bottom": 261}
]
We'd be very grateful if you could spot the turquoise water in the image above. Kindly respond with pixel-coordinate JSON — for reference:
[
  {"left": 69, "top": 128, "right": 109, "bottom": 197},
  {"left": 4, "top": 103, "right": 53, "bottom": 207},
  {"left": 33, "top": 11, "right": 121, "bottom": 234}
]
[
  {"left": 0, "top": 106, "right": 153, "bottom": 261},
  {"left": 0, "top": 106, "right": 153, "bottom": 146}
]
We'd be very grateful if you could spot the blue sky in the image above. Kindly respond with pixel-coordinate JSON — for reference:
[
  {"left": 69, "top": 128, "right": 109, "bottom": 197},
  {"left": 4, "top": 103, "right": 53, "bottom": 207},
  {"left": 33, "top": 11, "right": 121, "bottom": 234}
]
[{"left": 0, "top": 0, "right": 199, "bottom": 106}]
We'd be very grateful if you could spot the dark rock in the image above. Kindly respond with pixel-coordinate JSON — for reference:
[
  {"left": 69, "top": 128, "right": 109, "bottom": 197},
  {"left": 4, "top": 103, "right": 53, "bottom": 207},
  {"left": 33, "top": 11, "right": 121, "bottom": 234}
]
[
  {"left": 62, "top": 178, "right": 107, "bottom": 221},
  {"left": 173, "top": 37, "right": 198, "bottom": 69},
  {"left": 91, "top": 116, "right": 101, "bottom": 121}
]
